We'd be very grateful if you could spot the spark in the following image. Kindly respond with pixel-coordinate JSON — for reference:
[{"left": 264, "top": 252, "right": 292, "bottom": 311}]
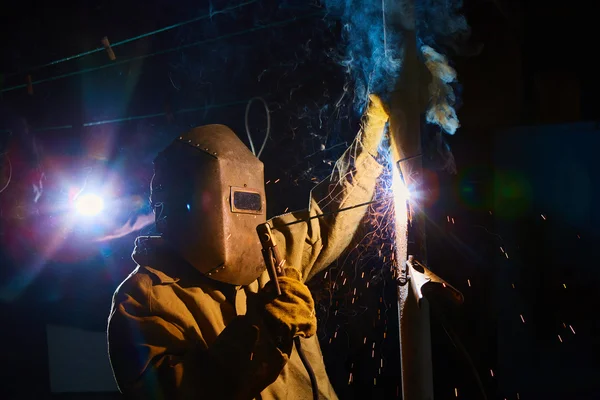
[
  {"left": 266, "top": 180, "right": 271, "bottom": 184},
  {"left": 455, "top": 388, "right": 458, "bottom": 397},
  {"left": 447, "top": 216, "right": 450, "bottom": 222},
  {"left": 380, "top": 359, "right": 384, "bottom": 367},
  {"left": 348, "top": 373, "right": 353, "bottom": 384},
  {"left": 451, "top": 217, "right": 455, "bottom": 224},
  {"left": 512, "top": 283, "right": 515, "bottom": 289},
  {"left": 500, "top": 247, "right": 504, "bottom": 253},
  {"left": 520, "top": 314, "right": 525, "bottom": 323},
  {"left": 324, "top": 271, "right": 328, "bottom": 279},
  {"left": 577, "top": 234, "right": 581, "bottom": 239},
  {"left": 570, "top": 325, "right": 576, "bottom": 334},
  {"left": 563, "top": 283, "right": 567, "bottom": 289},
  {"left": 250, "top": 352, "right": 253, "bottom": 360},
  {"left": 541, "top": 214, "right": 546, "bottom": 220},
  {"left": 274, "top": 178, "right": 280, "bottom": 183},
  {"left": 558, "top": 334, "right": 563, "bottom": 343},
  {"left": 364, "top": 337, "right": 367, "bottom": 344},
  {"left": 505, "top": 252, "right": 509, "bottom": 259},
  {"left": 374, "top": 378, "right": 376, "bottom": 385},
  {"left": 489, "top": 210, "right": 493, "bottom": 215},
  {"left": 490, "top": 369, "right": 494, "bottom": 377},
  {"left": 284, "top": 207, "right": 289, "bottom": 213},
  {"left": 562, "top": 322, "right": 566, "bottom": 328},
  {"left": 226, "top": 233, "right": 232, "bottom": 240},
  {"left": 467, "top": 279, "right": 471, "bottom": 287}
]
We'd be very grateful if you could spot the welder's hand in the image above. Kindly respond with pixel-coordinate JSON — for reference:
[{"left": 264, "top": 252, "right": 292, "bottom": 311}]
[
  {"left": 361, "top": 94, "right": 390, "bottom": 156},
  {"left": 259, "top": 267, "right": 317, "bottom": 340}
]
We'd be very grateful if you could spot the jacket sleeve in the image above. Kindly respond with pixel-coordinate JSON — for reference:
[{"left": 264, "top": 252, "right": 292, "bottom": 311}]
[
  {"left": 108, "top": 271, "right": 288, "bottom": 400},
  {"left": 270, "top": 96, "right": 389, "bottom": 282}
]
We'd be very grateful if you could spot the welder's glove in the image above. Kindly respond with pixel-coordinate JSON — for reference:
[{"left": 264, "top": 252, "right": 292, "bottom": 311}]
[
  {"left": 259, "top": 267, "right": 317, "bottom": 342},
  {"left": 361, "top": 94, "right": 390, "bottom": 157}
]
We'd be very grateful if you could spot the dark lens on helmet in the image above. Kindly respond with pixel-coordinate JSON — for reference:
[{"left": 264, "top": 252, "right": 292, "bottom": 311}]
[{"left": 233, "top": 191, "right": 262, "bottom": 212}]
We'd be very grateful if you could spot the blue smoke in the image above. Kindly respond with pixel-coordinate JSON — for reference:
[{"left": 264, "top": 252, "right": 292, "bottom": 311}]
[
  {"left": 416, "top": 0, "right": 468, "bottom": 47},
  {"left": 323, "top": 0, "right": 469, "bottom": 135},
  {"left": 325, "top": 0, "right": 403, "bottom": 108}
]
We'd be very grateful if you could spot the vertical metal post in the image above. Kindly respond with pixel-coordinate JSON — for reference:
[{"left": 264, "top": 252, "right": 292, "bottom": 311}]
[{"left": 388, "top": 14, "right": 435, "bottom": 399}]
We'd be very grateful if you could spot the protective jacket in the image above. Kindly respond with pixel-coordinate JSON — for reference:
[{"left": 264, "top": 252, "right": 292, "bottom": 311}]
[{"left": 108, "top": 101, "right": 387, "bottom": 399}]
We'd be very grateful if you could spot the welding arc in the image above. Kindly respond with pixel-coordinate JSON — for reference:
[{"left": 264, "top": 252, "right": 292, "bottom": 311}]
[
  {"left": 1, "top": 12, "right": 323, "bottom": 94},
  {"left": 3, "top": 0, "right": 259, "bottom": 79}
]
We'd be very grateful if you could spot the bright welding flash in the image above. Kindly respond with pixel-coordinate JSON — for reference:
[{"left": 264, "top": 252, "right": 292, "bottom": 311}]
[
  {"left": 75, "top": 193, "right": 105, "bottom": 216},
  {"left": 391, "top": 163, "right": 410, "bottom": 205}
]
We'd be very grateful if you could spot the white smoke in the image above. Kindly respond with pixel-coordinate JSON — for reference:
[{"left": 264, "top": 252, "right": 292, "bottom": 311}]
[{"left": 421, "top": 45, "right": 459, "bottom": 135}]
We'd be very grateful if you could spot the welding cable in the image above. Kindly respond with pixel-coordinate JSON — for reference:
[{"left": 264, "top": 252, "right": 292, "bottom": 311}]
[
  {"left": 429, "top": 301, "right": 488, "bottom": 400},
  {"left": 0, "top": 12, "right": 323, "bottom": 94},
  {"left": 245, "top": 97, "right": 271, "bottom": 159},
  {"left": 294, "top": 337, "right": 319, "bottom": 400},
  {"left": 3, "top": 0, "right": 259, "bottom": 79}
]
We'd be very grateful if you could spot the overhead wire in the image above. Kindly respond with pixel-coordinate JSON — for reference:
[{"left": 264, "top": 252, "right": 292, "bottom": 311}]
[
  {"left": 2, "top": 0, "right": 259, "bottom": 79},
  {"left": 0, "top": 96, "right": 270, "bottom": 135},
  {"left": 0, "top": 12, "right": 323, "bottom": 94}
]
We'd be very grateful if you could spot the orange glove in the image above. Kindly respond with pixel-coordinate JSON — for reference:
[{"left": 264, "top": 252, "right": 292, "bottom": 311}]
[{"left": 259, "top": 267, "right": 317, "bottom": 341}]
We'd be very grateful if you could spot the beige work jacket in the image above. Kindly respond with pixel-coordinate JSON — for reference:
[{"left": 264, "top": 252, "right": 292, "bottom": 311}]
[{"left": 108, "top": 141, "right": 383, "bottom": 399}]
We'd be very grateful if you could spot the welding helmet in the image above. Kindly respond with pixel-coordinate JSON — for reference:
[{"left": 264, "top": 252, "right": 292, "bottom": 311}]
[{"left": 150, "top": 124, "right": 266, "bottom": 285}]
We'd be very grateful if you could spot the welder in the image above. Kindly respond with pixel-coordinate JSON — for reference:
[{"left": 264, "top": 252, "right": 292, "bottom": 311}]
[{"left": 107, "top": 95, "right": 389, "bottom": 399}]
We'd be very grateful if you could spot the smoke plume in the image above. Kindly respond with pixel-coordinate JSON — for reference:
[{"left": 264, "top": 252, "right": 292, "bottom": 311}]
[{"left": 323, "top": 0, "right": 469, "bottom": 135}]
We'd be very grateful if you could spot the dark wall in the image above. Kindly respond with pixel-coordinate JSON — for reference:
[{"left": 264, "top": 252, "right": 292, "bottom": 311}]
[{"left": 492, "top": 123, "right": 600, "bottom": 398}]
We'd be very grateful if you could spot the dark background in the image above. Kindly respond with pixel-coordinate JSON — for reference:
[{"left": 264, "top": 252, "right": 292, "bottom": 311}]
[{"left": 0, "top": 0, "right": 599, "bottom": 399}]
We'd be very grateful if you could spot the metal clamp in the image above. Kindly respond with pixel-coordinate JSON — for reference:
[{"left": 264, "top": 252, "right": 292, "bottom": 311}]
[{"left": 405, "top": 256, "right": 464, "bottom": 308}]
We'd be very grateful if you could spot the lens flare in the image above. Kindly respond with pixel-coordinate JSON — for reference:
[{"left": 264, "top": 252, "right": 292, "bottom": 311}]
[{"left": 75, "top": 193, "right": 104, "bottom": 216}]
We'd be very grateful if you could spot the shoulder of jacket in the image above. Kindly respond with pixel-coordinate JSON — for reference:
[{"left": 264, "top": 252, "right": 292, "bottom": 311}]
[{"left": 113, "top": 266, "right": 155, "bottom": 301}]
